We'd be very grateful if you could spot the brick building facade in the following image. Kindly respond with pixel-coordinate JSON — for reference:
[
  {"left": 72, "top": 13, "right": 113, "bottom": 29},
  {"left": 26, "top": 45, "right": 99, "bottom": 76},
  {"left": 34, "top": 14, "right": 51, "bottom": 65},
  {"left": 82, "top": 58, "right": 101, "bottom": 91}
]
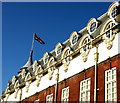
[{"left": 1, "top": 1, "right": 120, "bottom": 102}]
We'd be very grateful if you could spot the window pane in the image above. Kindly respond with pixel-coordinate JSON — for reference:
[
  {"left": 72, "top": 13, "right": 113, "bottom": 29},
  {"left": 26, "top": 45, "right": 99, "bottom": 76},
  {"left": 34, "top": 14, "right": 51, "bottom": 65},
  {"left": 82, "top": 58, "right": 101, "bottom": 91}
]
[
  {"left": 72, "top": 35, "right": 78, "bottom": 45},
  {"left": 62, "top": 87, "right": 69, "bottom": 102},
  {"left": 105, "top": 67, "right": 117, "bottom": 101},
  {"left": 80, "top": 79, "right": 90, "bottom": 101},
  {"left": 90, "top": 22, "right": 96, "bottom": 32}
]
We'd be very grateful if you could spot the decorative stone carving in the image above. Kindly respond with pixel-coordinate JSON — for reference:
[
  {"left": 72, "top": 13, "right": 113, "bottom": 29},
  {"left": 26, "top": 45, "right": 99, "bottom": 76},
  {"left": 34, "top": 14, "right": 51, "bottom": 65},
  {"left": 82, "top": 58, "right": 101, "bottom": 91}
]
[
  {"left": 25, "top": 72, "right": 32, "bottom": 92},
  {"left": 19, "top": 89, "right": 22, "bottom": 101},
  {"left": 26, "top": 81, "right": 31, "bottom": 92},
  {"left": 14, "top": 88, "right": 19, "bottom": 98},
  {"left": 48, "top": 67, "right": 54, "bottom": 80},
  {"left": 36, "top": 74, "right": 43, "bottom": 87},
  {"left": 5, "top": 94, "right": 10, "bottom": 102}
]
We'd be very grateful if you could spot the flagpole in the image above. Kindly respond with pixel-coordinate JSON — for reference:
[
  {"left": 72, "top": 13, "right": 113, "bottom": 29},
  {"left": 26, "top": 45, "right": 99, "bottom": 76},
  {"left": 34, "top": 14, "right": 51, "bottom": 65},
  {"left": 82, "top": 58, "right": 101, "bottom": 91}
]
[{"left": 31, "top": 33, "right": 35, "bottom": 51}]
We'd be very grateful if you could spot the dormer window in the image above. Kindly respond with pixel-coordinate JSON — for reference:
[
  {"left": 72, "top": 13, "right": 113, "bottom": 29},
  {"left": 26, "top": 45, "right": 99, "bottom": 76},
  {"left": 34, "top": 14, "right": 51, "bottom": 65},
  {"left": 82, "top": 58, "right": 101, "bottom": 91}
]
[
  {"left": 33, "top": 60, "right": 38, "bottom": 72},
  {"left": 79, "top": 35, "right": 92, "bottom": 62},
  {"left": 21, "top": 69, "right": 26, "bottom": 79},
  {"left": 62, "top": 47, "right": 72, "bottom": 72},
  {"left": 111, "top": 6, "right": 117, "bottom": 18},
  {"left": 22, "top": 72, "right": 25, "bottom": 78},
  {"left": 69, "top": 31, "right": 78, "bottom": 46},
  {"left": 87, "top": 18, "right": 98, "bottom": 34},
  {"left": 90, "top": 22, "right": 97, "bottom": 33},
  {"left": 101, "top": 19, "right": 117, "bottom": 50},
  {"left": 45, "top": 55, "right": 49, "bottom": 64},
  {"left": 47, "top": 57, "right": 55, "bottom": 80},
  {"left": 43, "top": 52, "right": 49, "bottom": 64},
  {"left": 72, "top": 35, "right": 78, "bottom": 45},
  {"left": 64, "top": 49, "right": 71, "bottom": 63},
  {"left": 55, "top": 43, "right": 63, "bottom": 56},
  {"left": 107, "top": 2, "right": 119, "bottom": 19},
  {"left": 57, "top": 45, "right": 62, "bottom": 55},
  {"left": 83, "top": 37, "right": 90, "bottom": 52},
  {"left": 105, "top": 22, "right": 115, "bottom": 38}
]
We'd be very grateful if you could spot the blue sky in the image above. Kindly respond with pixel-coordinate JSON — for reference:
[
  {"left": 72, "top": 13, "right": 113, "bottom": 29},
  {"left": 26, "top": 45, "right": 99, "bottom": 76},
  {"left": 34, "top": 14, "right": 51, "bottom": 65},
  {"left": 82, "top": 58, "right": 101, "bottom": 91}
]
[{"left": 2, "top": 2, "right": 112, "bottom": 95}]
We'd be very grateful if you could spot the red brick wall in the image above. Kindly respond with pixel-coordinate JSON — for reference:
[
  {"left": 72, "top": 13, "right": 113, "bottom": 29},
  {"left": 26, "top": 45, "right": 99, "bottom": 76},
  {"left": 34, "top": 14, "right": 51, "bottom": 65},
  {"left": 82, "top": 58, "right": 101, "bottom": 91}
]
[{"left": 22, "top": 54, "right": 120, "bottom": 102}]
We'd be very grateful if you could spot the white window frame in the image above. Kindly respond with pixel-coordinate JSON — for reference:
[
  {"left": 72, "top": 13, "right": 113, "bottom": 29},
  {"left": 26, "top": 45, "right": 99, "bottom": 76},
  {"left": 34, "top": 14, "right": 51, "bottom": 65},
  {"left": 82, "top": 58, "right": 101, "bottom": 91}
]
[
  {"left": 79, "top": 78, "right": 91, "bottom": 102},
  {"left": 104, "top": 21, "right": 115, "bottom": 39},
  {"left": 69, "top": 31, "right": 78, "bottom": 46},
  {"left": 87, "top": 18, "right": 98, "bottom": 34},
  {"left": 105, "top": 67, "right": 117, "bottom": 101},
  {"left": 57, "top": 45, "right": 62, "bottom": 56},
  {"left": 107, "top": 2, "right": 119, "bottom": 19},
  {"left": 46, "top": 93, "right": 53, "bottom": 103},
  {"left": 61, "top": 86, "right": 69, "bottom": 102},
  {"left": 55, "top": 43, "right": 63, "bottom": 57},
  {"left": 71, "top": 34, "right": 78, "bottom": 46},
  {"left": 44, "top": 55, "right": 49, "bottom": 64}
]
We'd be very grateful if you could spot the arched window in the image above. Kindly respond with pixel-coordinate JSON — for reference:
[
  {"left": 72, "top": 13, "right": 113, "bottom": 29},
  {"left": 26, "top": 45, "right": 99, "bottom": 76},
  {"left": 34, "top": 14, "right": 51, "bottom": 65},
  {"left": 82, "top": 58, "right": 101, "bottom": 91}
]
[
  {"left": 69, "top": 31, "right": 78, "bottom": 46},
  {"left": 101, "top": 19, "right": 117, "bottom": 50},
  {"left": 43, "top": 52, "right": 49, "bottom": 64},
  {"left": 111, "top": 6, "right": 117, "bottom": 18},
  {"left": 79, "top": 35, "right": 91, "bottom": 62},
  {"left": 57, "top": 45, "right": 62, "bottom": 55},
  {"left": 107, "top": 2, "right": 119, "bottom": 19},
  {"left": 45, "top": 55, "right": 49, "bottom": 64},
  {"left": 90, "top": 22, "right": 97, "bottom": 33},
  {"left": 62, "top": 47, "right": 72, "bottom": 72},
  {"left": 55, "top": 43, "right": 63, "bottom": 56},
  {"left": 87, "top": 18, "right": 98, "bottom": 34},
  {"left": 104, "top": 21, "right": 115, "bottom": 39},
  {"left": 64, "top": 49, "right": 71, "bottom": 64},
  {"left": 47, "top": 57, "right": 55, "bottom": 80},
  {"left": 82, "top": 37, "right": 90, "bottom": 52},
  {"left": 21, "top": 69, "right": 26, "bottom": 79}
]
